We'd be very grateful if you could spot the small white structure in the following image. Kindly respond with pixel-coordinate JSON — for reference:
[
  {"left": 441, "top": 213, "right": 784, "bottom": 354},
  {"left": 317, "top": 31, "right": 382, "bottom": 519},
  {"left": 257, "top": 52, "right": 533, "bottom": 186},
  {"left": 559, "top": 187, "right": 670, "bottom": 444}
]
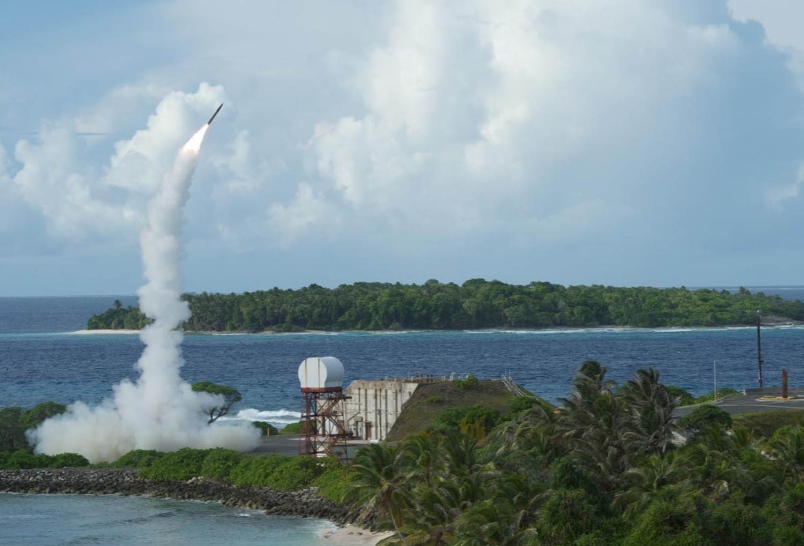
[{"left": 298, "top": 356, "right": 345, "bottom": 392}]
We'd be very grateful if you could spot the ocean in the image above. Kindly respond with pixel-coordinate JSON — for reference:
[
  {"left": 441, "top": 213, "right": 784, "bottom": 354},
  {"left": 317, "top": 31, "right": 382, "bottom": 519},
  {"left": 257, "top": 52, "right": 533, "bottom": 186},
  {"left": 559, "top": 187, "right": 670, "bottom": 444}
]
[{"left": 1, "top": 288, "right": 803, "bottom": 544}]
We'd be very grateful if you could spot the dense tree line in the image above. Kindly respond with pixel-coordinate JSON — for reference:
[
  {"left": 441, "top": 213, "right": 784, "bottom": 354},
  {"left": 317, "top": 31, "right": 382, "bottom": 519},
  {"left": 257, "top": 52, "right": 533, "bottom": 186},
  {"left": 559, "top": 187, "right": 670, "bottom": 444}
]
[
  {"left": 347, "top": 363, "right": 804, "bottom": 545},
  {"left": 87, "top": 280, "right": 804, "bottom": 332}
]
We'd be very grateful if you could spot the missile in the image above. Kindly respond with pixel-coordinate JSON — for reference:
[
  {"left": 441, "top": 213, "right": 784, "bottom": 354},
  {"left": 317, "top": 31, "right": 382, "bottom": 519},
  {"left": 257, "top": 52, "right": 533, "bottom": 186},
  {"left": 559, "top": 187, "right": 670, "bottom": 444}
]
[{"left": 207, "top": 103, "right": 223, "bottom": 125}]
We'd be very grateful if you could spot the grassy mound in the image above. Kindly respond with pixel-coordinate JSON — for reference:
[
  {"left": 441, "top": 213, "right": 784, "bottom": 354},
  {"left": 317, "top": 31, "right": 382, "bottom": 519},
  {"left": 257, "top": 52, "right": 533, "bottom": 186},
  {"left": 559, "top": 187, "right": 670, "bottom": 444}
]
[{"left": 386, "top": 379, "right": 551, "bottom": 441}]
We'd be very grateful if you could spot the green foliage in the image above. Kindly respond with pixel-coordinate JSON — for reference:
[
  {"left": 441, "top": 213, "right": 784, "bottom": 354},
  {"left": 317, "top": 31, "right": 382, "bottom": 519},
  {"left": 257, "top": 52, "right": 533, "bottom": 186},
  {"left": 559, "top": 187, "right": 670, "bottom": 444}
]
[
  {"left": 227, "top": 454, "right": 325, "bottom": 490},
  {"left": 430, "top": 404, "right": 500, "bottom": 440},
  {"left": 535, "top": 488, "right": 610, "bottom": 545},
  {"left": 19, "top": 401, "right": 67, "bottom": 429},
  {"left": 252, "top": 421, "right": 278, "bottom": 436},
  {"left": 0, "top": 407, "right": 27, "bottom": 452},
  {"left": 312, "top": 463, "right": 356, "bottom": 503},
  {"left": 86, "top": 281, "right": 804, "bottom": 332},
  {"left": 200, "top": 448, "right": 243, "bottom": 481},
  {"left": 621, "top": 494, "right": 711, "bottom": 546},
  {"left": 86, "top": 299, "right": 150, "bottom": 330},
  {"left": 263, "top": 456, "right": 322, "bottom": 490},
  {"left": 47, "top": 453, "right": 90, "bottom": 468},
  {"left": 424, "top": 396, "right": 444, "bottom": 404},
  {"left": 0, "top": 450, "right": 89, "bottom": 470},
  {"left": 0, "top": 450, "right": 48, "bottom": 469},
  {"left": 139, "top": 448, "right": 212, "bottom": 481},
  {"left": 229, "top": 454, "right": 288, "bottom": 487},
  {"left": 509, "top": 396, "right": 540, "bottom": 414},
  {"left": 677, "top": 405, "right": 733, "bottom": 434},
  {"left": 280, "top": 421, "right": 306, "bottom": 434},
  {"left": 110, "top": 449, "right": 166, "bottom": 468},
  {"left": 455, "top": 375, "right": 480, "bottom": 390},
  {"left": 734, "top": 410, "right": 804, "bottom": 439},
  {"left": 664, "top": 385, "right": 695, "bottom": 406},
  {"left": 190, "top": 381, "right": 243, "bottom": 423},
  {"left": 0, "top": 401, "right": 67, "bottom": 452}
]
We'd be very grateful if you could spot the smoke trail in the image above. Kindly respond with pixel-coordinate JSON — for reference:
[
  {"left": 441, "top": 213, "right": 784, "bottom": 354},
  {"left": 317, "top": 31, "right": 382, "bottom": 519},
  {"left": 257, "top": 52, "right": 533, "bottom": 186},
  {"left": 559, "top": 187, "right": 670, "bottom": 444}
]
[{"left": 29, "top": 123, "right": 260, "bottom": 463}]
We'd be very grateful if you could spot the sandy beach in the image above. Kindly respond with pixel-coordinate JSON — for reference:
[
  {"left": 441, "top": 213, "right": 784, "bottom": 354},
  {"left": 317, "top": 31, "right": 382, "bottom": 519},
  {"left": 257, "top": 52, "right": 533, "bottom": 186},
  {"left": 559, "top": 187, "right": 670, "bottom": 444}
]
[
  {"left": 72, "top": 329, "right": 141, "bottom": 335},
  {"left": 321, "top": 524, "right": 393, "bottom": 545}
]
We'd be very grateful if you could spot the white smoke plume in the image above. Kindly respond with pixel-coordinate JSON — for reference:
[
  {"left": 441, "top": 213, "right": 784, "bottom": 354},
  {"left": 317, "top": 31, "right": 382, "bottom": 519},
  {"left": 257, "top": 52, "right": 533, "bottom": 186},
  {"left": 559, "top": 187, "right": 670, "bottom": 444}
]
[{"left": 29, "top": 122, "right": 260, "bottom": 463}]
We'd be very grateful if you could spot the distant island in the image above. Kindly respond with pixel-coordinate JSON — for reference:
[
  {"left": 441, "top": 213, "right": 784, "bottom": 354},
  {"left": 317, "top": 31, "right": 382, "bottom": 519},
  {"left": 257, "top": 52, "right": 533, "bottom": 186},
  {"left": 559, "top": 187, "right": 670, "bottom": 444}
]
[{"left": 85, "top": 280, "right": 804, "bottom": 333}]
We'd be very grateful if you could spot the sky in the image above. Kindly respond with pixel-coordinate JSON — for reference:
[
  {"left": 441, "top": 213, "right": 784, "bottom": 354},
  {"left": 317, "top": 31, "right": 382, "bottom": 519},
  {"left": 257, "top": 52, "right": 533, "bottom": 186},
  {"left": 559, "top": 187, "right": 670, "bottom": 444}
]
[{"left": 2, "top": 0, "right": 804, "bottom": 296}]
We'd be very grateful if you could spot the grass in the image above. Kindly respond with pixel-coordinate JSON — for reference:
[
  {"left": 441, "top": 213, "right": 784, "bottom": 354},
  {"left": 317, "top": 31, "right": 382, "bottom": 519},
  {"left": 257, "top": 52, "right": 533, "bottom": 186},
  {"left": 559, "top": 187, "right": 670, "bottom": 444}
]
[
  {"left": 733, "top": 410, "right": 804, "bottom": 439},
  {"left": 385, "top": 379, "right": 551, "bottom": 441}
]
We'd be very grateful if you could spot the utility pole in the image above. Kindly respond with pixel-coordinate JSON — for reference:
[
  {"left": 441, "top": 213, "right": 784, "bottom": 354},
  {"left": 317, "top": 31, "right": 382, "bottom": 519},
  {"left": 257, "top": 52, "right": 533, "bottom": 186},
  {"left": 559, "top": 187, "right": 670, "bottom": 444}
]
[
  {"left": 713, "top": 360, "right": 717, "bottom": 402},
  {"left": 756, "top": 310, "right": 763, "bottom": 389}
]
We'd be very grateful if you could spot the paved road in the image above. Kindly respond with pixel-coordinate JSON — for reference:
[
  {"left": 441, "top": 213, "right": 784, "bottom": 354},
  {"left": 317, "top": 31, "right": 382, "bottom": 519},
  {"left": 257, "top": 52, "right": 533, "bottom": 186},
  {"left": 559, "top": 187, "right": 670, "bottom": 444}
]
[
  {"left": 252, "top": 434, "right": 374, "bottom": 457},
  {"left": 675, "top": 394, "right": 804, "bottom": 417}
]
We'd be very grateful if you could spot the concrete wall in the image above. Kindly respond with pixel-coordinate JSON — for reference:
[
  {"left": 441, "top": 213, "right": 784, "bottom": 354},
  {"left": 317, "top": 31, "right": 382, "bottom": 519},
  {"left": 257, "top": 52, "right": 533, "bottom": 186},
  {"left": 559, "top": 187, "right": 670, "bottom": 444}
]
[{"left": 344, "top": 380, "right": 421, "bottom": 441}]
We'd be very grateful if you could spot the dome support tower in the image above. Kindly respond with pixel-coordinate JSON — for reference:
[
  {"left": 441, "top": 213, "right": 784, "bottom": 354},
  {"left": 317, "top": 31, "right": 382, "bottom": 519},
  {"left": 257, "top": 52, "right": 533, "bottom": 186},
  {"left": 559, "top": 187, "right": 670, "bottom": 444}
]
[{"left": 297, "top": 357, "right": 350, "bottom": 462}]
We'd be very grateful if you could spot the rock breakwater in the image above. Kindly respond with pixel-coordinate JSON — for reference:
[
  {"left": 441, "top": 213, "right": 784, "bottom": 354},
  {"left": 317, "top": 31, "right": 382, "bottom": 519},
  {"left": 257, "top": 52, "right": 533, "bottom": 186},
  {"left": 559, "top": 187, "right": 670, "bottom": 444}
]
[{"left": 0, "top": 468, "right": 356, "bottom": 524}]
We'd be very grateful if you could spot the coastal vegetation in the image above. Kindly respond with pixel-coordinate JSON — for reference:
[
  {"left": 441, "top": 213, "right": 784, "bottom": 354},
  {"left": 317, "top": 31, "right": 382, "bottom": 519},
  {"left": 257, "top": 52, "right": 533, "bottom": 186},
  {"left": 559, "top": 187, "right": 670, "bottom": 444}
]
[
  {"left": 6, "top": 368, "right": 804, "bottom": 543},
  {"left": 344, "top": 364, "right": 804, "bottom": 545},
  {"left": 85, "top": 280, "right": 804, "bottom": 332}
]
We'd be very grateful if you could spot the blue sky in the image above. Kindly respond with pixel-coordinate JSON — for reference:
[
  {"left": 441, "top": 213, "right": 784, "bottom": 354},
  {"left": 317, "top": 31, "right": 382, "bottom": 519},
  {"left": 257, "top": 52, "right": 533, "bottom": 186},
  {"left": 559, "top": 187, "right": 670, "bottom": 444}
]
[{"left": 1, "top": 0, "right": 804, "bottom": 296}]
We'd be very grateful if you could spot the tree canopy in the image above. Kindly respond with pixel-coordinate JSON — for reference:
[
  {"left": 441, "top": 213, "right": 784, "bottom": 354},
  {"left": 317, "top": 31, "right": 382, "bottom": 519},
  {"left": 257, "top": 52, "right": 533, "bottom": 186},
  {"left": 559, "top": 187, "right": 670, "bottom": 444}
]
[
  {"left": 191, "top": 381, "right": 243, "bottom": 424},
  {"left": 86, "top": 280, "right": 804, "bottom": 332}
]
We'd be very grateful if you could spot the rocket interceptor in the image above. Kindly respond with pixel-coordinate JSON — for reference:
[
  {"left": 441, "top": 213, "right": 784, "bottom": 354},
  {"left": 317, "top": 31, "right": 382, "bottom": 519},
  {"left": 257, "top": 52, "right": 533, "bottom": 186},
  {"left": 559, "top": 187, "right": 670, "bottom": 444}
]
[{"left": 207, "top": 104, "right": 223, "bottom": 125}]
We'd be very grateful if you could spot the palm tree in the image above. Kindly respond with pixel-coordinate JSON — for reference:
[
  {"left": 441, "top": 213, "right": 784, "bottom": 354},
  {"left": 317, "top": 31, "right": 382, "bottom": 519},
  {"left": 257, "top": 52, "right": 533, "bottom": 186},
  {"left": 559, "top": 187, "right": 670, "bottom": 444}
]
[
  {"left": 350, "top": 443, "right": 411, "bottom": 540},
  {"left": 452, "top": 499, "right": 537, "bottom": 546},
  {"left": 496, "top": 404, "right": 562, "bottom": 462},
  {"left": 399, "top": 433, "right": 443, "bottom": 489},
  {"left": 614, "top": 453, "right": 685, "bottom": 519},
  {"left": 620, "top": 367, "right": 678, "bottom": 458},
  {"left": 768, "top": 424, "right": 804, "bottom": 483},
  {"left": 399, "top": 481, "right": 462, "bottom": 545}
]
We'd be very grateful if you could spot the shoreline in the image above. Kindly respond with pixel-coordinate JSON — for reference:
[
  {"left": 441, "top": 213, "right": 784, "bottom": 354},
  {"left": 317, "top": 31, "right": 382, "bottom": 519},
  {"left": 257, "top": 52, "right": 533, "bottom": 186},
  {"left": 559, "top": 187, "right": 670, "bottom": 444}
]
[
  {"left": 0, "top": 468, "right": 389, "bottom": 542},
  {"left": 75, "top": 321, "right": 804, "bottom": 336}
]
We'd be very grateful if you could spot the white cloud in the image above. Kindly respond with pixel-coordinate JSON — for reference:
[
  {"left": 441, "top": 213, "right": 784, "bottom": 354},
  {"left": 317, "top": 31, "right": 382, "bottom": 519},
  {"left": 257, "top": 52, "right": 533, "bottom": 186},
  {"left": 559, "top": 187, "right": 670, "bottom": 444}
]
[
  {"left": 3, "top": 0, "right": 804, "bottom": 293},
  {"left": 2, "top": 83, "right": 227, "bottom": 244}
]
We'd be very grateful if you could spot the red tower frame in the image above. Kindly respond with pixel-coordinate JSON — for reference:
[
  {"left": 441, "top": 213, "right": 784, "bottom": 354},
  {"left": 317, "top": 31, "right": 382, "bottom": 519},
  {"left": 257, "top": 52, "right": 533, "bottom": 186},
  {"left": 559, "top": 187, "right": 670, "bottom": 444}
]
[{"left": 299, "top": 388, "right": 350, "bottom": 462}]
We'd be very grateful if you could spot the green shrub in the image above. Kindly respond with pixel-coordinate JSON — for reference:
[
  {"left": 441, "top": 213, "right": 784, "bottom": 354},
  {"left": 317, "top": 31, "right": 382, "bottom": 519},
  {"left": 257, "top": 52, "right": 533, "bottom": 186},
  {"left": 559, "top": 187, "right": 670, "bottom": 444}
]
[
  {"left": 229, "top": 454, "right": 287, "bottom": 487},
  {"left": 677, "top": 405, "right": 732, "bottom": 434},
  {"left": 1, "top": 450, "right": 48, "bottom": 469},
  {"left": 312, "top": 462, "right": 356, "bottom": 502},
  {"left": 735, "top": 411, "right": 804, "bottom": 439},
  {"left": 19, "top": 402, "right": 67, "bottom": 429},
  {"left": 252, "top": 421, "right": 278, "bottom": 436},
  {"left": 425, "top": 396, "right": 444, "bottom": 404},
  {"left": 455, "top": 375, "right": 480, "bottom": 390},
  {"left": 431, "top": 404, "right": 500, "bottom": 436},
  {"left": 139, "top": 448, "right": 212, "bottom": 481},
  {"left": 200, "top": 448, "right": 243, "bottom": 481},
  {"left": 48, "top": 453, "right": 90, "bottom": 468},
  {"left": 281, "top": 421, "right": 306, "bottom": 434},
  {"left": 111, "top": 449, "right": 166, "bottom": 468},
  {"left": 664, "top": 385, "right": 695, "bottom": 406},
  {"left": 265, "top": 456, "right": 322, "bottom": 490},
  {"left": 509, "top": 397, "right": 538, "bottom": 413},
  {"left": 0, "top": 407, "right": 28, "bottom": 452}
]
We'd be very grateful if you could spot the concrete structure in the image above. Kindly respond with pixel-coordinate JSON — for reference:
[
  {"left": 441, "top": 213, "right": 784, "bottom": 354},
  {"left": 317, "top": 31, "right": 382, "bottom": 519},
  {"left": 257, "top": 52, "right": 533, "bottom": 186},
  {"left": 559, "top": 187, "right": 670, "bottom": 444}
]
[{"left": 344, "top": 378, "right": 432, "bottom": 441}]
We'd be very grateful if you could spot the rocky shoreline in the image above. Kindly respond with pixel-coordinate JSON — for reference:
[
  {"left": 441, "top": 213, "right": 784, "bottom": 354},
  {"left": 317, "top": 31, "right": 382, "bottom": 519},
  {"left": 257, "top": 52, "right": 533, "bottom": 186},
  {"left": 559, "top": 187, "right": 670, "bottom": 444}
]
[{"left": 0, "top": 468, "right": 358, "bottom": 525}]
